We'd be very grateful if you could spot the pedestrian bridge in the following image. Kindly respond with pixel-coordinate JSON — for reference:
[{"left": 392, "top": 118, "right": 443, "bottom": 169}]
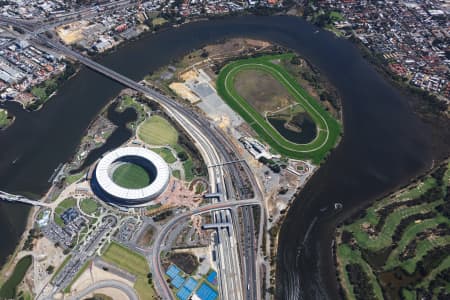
[{"left": 0, "top": 190, "right": 50, "bottom": 207}]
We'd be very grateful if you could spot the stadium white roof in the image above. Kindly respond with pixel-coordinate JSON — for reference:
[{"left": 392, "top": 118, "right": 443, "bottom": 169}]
[{"left": 95, "top": 147, "right": 170, "bottom": 201}]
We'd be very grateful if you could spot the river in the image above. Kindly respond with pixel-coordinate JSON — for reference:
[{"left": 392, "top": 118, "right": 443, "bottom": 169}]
[{"left": 0, "top": 16, "right": 433, "bottom": 299}]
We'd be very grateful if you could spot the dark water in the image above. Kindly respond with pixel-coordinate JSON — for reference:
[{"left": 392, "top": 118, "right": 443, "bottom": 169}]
[
  {"left": 0, "top": 16, "right": 434, "bottom": 299},
  {"left": 268, "top": 113, "right": 317, "bottom": 144}
]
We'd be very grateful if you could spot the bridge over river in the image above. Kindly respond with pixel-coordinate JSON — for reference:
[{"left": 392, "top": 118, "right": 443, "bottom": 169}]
[{"left": 0, "top": 190, "right": 50, "bottom": 207}]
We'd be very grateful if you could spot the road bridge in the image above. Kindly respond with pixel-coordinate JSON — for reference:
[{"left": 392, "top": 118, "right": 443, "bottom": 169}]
[
  {"left": 0, "top": 190, "right": 50, "bottom": 207},
  {"left": 202, "top": 222, "right": 232, "bottom": 230},
  {"left": 208, "top": 159, "right": 246, "bottom": 168}
]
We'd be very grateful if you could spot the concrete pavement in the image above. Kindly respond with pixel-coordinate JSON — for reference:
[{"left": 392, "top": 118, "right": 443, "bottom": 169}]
[{"left": 67, "top": 280, "right": 138, "bottom": 300}]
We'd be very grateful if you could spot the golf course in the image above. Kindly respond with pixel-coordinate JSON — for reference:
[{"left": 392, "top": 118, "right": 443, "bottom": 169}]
[
  {"left": 335, "top": 161, "right": 450, "bottom": 300},
  {"left": 216, "top": 54, "right": 341, "bottom": 163}
]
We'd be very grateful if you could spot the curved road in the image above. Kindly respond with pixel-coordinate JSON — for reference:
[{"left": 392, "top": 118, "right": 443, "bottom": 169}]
[{"left": 68, "top": 280, "right": 138, "bottom": 300}]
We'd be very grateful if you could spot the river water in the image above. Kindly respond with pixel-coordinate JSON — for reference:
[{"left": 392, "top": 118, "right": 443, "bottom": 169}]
[{"left": 0, "top": 16, "right": 433, "bottom": 299}]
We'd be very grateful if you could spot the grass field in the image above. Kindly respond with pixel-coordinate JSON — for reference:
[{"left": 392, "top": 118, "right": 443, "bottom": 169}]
[
  {"left": 112, "top": 163, "right": 151, "bottom": 189},
  {"left": 54, "top": 197, "right": 77, "bottom": 226},
  {"left": 234, "top": 68, "right": 296, "bottom": 113},
  {"left": 0, "top": 108, "right": 10, "bottom": 129},
  {"left": 335, "top": 162, "right": 450, "bottom": 299},
  {"left": 138, "top": 115, "right": 178, "bottom": 146},
  {"left": 102, "top": 242, "right": 157, "bottom": 299},
  {"left": 183, "top": 159, "right": 195, "bottom": 181},
  {"left": 151, "top": 147, "right": 177, "bottom": 164},
  {"left": 172, "top": 170, "right": 181, "bottom": 179},
  {"left": 0, "top": 255, "right": 32, "bottom": 299},
  {"left": 80, "top": 198, "right": 98, "bottom": 215},
  {"left": 65, "top": 171, "right": 84, "bottom": 185},
  {"left": 217, "top": 54, "right": 341, "bottom": 164}
]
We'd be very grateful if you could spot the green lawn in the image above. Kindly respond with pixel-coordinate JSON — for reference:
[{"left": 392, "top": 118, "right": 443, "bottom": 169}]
[
  {"left": 0, "top": 108, "right": 11, "bottom": 128},
  {"left": 183, "top": 159, "right": 195, "bottom": 181},
  {"left": 138, "top": 115, "right": 178, "bottom": 146},
  {"left": 31, "top": 86, "right": 47, "bottom": 101},
  {"left": 217, "top": 54, "right": 342, "bottom": 164},
  {"left": 0, "top": 255, "right": 32, "bottom": 299},
  {"left": 65, "top": 172, "right": 84, "bottom": 185},
  {"left": 399, "top": 235, "right": 450, "bottom": 274},
  {"left": 118, "top": 95, "right": 146, "bottom": 124},
  {"left": 102, "top": 242, "right": 156, "bottom": 299},
  {"left": 80, "top": 198, "right": 98, "bottom": 215},
  {"left": 172, "top": 170, "right": 181, "bottom": 179},
  {"left": 112, "top": 163, "right": 151, "bottom": 189},
  {"left": 151, "top": 147, "right": 177, "bottom": 164},
  {"left": 152, "top": 17, "right": 167, "bottom": 26},
  {"left": 337, "top": 244, "right": 384, "bottom": 300},
  {"left": 54, "top": 197, "right": 77, "bottom": 226},
  {"left": 348, "top": 201, "right": 443, "bottom": 251},
  {"left": 384, "top": 216, "right": 450, "bottom": 270}
]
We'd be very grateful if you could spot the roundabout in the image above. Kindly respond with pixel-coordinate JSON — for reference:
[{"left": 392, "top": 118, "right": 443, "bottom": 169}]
[{"left": 92, "top": 147, "right": 170, "bottom": 207}]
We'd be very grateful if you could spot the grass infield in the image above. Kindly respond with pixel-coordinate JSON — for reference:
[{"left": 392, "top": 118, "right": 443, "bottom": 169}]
[
  {"left": 138, "top": 115, "right": 178, "bottom": 146},
  {"left": 217, "top": 54, "right": 342, "bottom": 164},
  {"left": 102, "top": 242, "right": 156, "bottom": 299},
  {"left": 112, "top": 163, "right": 151, "bottom": 189}
]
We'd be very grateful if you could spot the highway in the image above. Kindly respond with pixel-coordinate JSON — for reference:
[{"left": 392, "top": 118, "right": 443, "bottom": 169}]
[
  {"left": 0, "top": 17, "right": 264, "bottom": 300},
  {"left": 68, "top": 279, "right": 139, "bottom": 300}
]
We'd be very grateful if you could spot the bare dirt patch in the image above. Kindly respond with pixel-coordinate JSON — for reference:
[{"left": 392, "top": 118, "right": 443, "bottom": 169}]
[
  {"left": 167, "top": 252, "right": 199, "bottom": 275},
  {"left": 136, "top": 226, "right": 155, "bottom": 247},
  {"left": 234, "top": 69, "right": 296, "bottom": 114}
]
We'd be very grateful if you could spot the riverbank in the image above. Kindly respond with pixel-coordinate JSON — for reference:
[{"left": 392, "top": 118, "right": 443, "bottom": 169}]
[
  {"left": 0, "top": 206, "right": 35, "bottom": 285},
  {"left": 26, "top": 60, "right": 79, "bottom": 112}
]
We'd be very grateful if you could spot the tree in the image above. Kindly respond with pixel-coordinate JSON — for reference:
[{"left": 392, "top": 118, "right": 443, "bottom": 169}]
[
  {"left": 46, "top": 265, "right": 55, "bottom": 274},
  {"left": 177, "top": 151, "right": 188, "bottom": 161}
]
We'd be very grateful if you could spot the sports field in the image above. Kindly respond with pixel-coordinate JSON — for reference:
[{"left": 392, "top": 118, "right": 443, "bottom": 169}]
[
  {"left": 102, "top": 242, "right": 157, "bottom": 299},
  {"left": 112, "top": 163, "right": 151, "bottom": 189},
  {"left": 79, "top": 198, "right": 98, "bottom": 215},
  {"left": 138, "top": 115, "right": 178, "bottom": 146},
  {"left": 216, "top": 54, "right": 341, "bottom": 163}
]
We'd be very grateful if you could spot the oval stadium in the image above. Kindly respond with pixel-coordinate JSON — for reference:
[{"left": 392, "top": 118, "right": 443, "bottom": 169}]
[{"left": 91, "top": 147, "right": 170, "bottom": 207}]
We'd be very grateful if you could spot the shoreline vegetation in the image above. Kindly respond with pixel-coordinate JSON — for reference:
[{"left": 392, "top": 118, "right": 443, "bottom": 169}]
[
  {"left": 26, "top": 59, "right": 78, "bottom": 112},
  {"left": 0, "top": 107, "right": 14, "bottom": 130}
]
